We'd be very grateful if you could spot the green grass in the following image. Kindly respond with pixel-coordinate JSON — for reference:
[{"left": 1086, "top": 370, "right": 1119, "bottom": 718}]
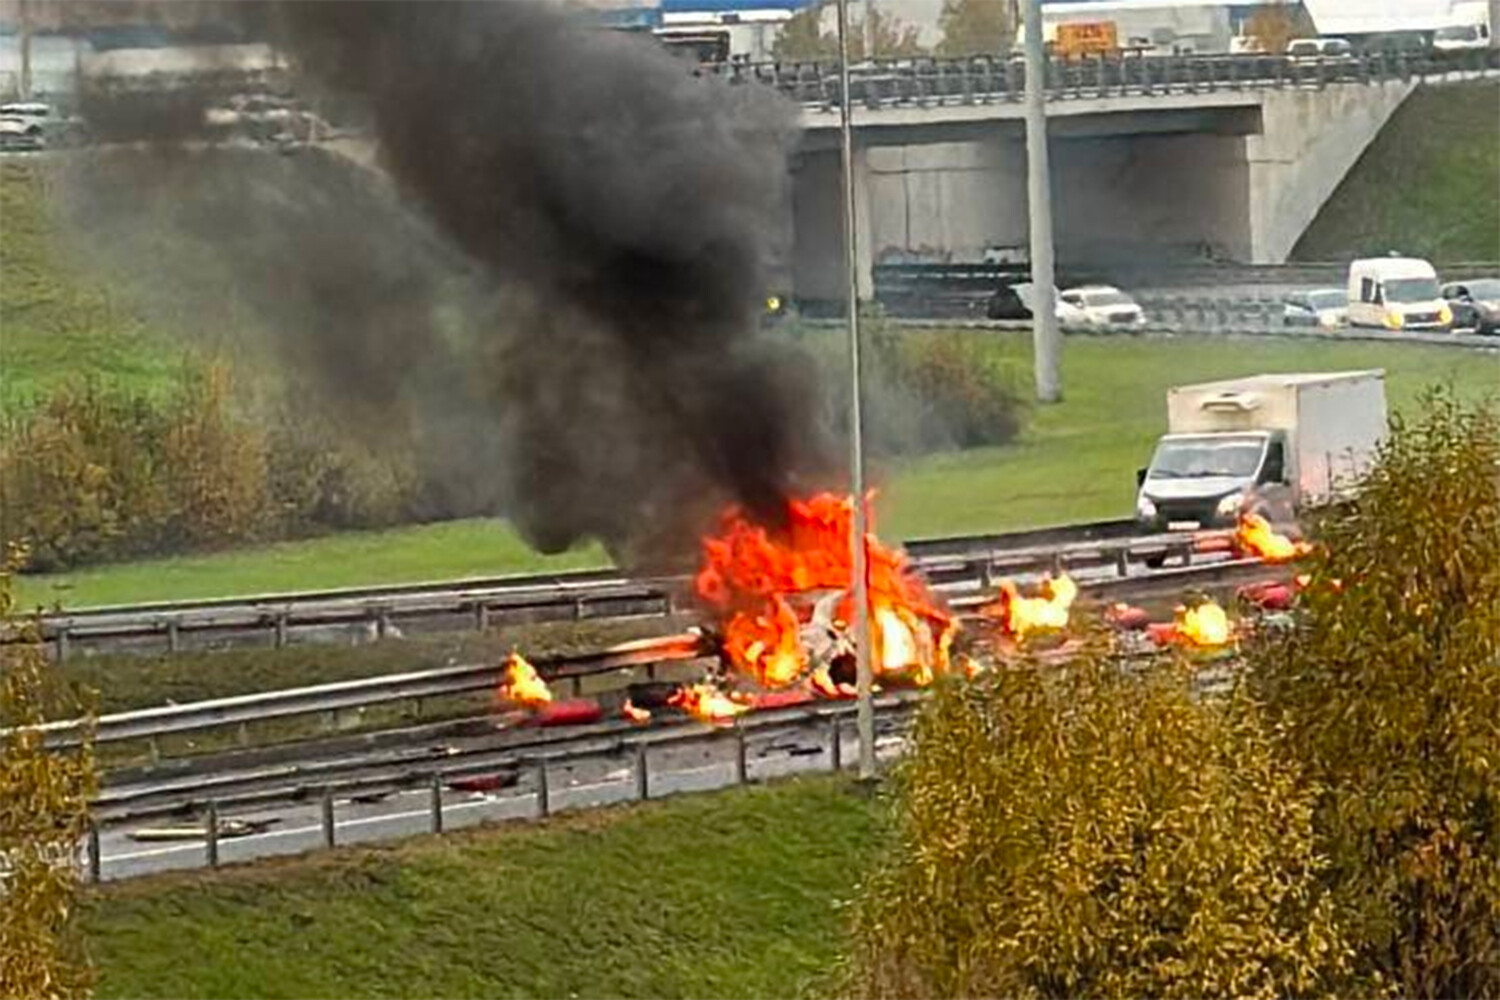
[
  {"left": 1295, "top": 80, "right": 1500, "bottom": 261},
  {"left": 85, "top": 776, "right": 884, "bottom": 1000},
  {"left": 15, "top": 519, "right": 607, "bottom": 609},
  {"left": 0, "top": 162, "right": 187, "bottom": 406},
  {"left": 17, "top": 334, "right": 1496, "bottom": 608}
]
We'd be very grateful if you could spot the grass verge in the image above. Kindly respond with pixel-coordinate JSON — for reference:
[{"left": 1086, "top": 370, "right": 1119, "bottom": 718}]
[
  {"left": 1294, "top": 80, "right": 1500, "bottom": 261},
  {"left": 17, "top": 333, "right": 1496, "bottom": 607},
  {"left": 85, "top": 775, "right": 883, "bottom": 1000}
]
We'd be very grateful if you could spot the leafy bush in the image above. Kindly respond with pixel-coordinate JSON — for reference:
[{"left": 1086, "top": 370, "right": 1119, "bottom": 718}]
[
  {"left": 0, "top": 370, "right": 423, "bottom": 573},
  {"left": 844, "top": 641, "right": 1353, "bottom": 999},
  {"left": 1, "top": 544, "right": 98, "bottom": 998},
  {"left": 791, "top": 323, "right": 1027, "bottom": 458},
  {"left": 1248, "top": 391, "right": 1500, "bottom": 997}
]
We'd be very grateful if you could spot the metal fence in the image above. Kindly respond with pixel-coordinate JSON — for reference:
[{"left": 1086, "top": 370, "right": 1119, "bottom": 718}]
[{"left": 709, "top": 48, "right": 1500, "bottom": 111}]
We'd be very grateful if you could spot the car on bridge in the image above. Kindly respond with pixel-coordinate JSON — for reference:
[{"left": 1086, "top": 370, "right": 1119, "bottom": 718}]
[
  {"left": 1441, "top": 278, "right": 1500, "bottom": 334},
  {"left": 1059, "top": 285, "right": 1147, "bottom": 329}
]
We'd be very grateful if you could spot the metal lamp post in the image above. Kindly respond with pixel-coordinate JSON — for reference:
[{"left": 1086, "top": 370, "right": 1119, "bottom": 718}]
[
  {"left": 835, "top": 0, "right": 876, "bottom": 781},
  {"left": 1023, "top": 0, "right": 1061, "bottom": 402}
]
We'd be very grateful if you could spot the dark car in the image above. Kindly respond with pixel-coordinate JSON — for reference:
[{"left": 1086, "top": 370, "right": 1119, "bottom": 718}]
[
  {"left": 986, "top": 282, "right": 1032, "bottom": 320},
  {"left": 1441, "top": 279, "right": 1500, "bottom": 334}
]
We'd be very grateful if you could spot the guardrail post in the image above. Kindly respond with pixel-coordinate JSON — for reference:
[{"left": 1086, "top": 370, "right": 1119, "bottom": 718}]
[
  {"left": 829, "top": 716, "right": 842, "bottom": 772},
  {"left": 321, "top": 789, "right": 335, "bottom": 849},
  {"left": 1114, "top": 549, "right": 1129, "bottom": 577},
  {"left": 205, "top": 801, "right": 220, "bottom": 868},
  {"left": 87, "top": 822, "right": 101, "bottom": 883},
  {"left": 236, "top": 721, "right": 250, "bottom": 747},
  {"left": 536, "top": 760, "right": 551, "bottom": 818},
  {"left": 734, "top": 725, "right": 749, "bottom": 785},
  {"left": 634, "top": 743, "right": 649, "bottom": 801},
  {"left": 375, "top": 605, "right": 392, "bottom": 640},
  {"left": 473, "top": 602, "right": 489, "bottom": 632},
  {"left": 274, "top": 612, "right": 288, "bottom": 648},
  {"left": 430, "top": 773, "right": 444, "bottom": 834},
  {"left": 166, "top": 618, "right": 180, "bottom": 653},
  {"left": 1180, "top": 542, "right": 1193, "bottom": 567},
  {"left": 54, "top": 626, "right": 69, "bottom": 663}
]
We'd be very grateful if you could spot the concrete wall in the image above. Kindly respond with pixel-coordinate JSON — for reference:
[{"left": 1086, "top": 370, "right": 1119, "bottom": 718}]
[
  {"left": 1244, "top": 80, "right": 1415, "bottom": 262},
  {"left": 789, "top": 80, "right": 1416, "bottom": 299}
]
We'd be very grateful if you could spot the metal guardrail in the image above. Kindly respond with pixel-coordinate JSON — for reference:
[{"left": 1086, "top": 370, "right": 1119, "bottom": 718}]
[
  {"left": 82, "top": 692, "right": 924, "bottom": 881},
  {"left": 24, "top": 543, "right": 1267, "bottom": 754},
  {"left": 709, "top": 48, "right": 1500, "bottom": 112},
  {"left": 18, "top": 520, "right": 1139, "bottom": 660}
]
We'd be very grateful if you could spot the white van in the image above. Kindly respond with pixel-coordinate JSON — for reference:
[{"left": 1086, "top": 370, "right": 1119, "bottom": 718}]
[{"left": 1346, "top": 257, "right": 1452, "bottom": 332}]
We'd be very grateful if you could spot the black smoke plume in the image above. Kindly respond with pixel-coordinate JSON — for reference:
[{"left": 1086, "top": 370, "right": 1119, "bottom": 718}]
[{"left": 64, "top": 1, "right": 821, "bottom": 563}]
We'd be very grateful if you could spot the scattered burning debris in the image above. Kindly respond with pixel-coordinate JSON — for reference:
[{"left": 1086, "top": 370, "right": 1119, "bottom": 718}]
[
  {"left": 621, "top": 700, "right": 652, "bottom": 724},
  {"left": 497, "top": 652, "right": 553, "bottom": 709},
  {"left": 1150, "top": 600, "right": 1234, "bottom": 648},
  {"left": 980, "top": 574, "right": 1078, "bottom": 640},
  {"left": 668, "top": 682, "right": 748, "bottom": 724},
  {"left": 1236, "top": 513, "right": 1312, "bottom": 563}
]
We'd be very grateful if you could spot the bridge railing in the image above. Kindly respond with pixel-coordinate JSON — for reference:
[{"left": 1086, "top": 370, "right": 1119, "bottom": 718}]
[{"left": 703, "top": 47, "right": 1500, "bottom": 110}]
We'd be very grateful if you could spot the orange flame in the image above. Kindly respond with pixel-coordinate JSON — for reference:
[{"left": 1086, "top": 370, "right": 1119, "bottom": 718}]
[
  {"left": 668, "top": 682, "right": 747, "bottom": 723},
  {"left": 696, "top": 492, "right": 955, "bottom": 688},
  {"left": 809, "top": 666, "right": 857, "bottom": 699},
  {"left": 981, "top": 574, "right": 1078, "bottom": 639},
  {"left": 1236, "top": 513, "right": 1311, "bottom": 563},
  {"left": 497, "top": 652, "right": 552, "bottom": 708},
  {"left": 621, "top": 700, "right": 651, "bottom": 724},
  {"left": 1177, "top": 601, "right": 1232, "bottom": 647}
]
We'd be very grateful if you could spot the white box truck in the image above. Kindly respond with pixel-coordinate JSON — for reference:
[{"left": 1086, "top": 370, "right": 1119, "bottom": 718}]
[{"left": 1134, "top": 371, "right": 1387, "bottom": 532}]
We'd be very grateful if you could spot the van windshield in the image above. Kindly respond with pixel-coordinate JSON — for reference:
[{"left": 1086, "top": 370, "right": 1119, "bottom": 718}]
[
  {"left": 1436, "top": 25, "right": 1479, "bottom": 40},
  {"left": 1384, "top": 277, "right": 1440, "bottom": 302},
  {"left": 1149, "top": 436, "right": 1267, "bottom": 480}
]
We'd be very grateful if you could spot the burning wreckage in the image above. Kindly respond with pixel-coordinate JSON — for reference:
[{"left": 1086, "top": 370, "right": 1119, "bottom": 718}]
[{"left": 494, "top": 497, "right": 1317, "bottom": 726}]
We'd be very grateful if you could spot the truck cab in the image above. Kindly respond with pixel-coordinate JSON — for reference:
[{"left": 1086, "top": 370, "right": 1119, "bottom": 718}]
[{"left": 1136, "top": 430, "right": 1291, "bottom": 531}]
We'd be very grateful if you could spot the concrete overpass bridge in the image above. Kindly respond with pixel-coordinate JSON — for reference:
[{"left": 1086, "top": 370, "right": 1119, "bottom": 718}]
[{"left": 755, "top": 51, "right": 1497, "bottom": 300}]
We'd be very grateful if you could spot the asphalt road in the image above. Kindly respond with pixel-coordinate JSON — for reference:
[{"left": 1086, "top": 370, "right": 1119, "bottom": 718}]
[{"left": 95, "top": 715, "right": 911, "bottom": 881}]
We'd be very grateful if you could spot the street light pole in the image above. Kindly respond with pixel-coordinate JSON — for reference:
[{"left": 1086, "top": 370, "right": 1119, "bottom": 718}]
[
  {"left": 836, "top": 0, "right": 875, "bottom": 781},
  {"left": 1023, "top": 0, "right": 1061, "bottom": 403}
]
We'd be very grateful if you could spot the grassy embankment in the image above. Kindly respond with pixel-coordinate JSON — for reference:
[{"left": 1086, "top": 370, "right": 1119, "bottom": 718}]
[
  {"left": 85, "top": 776, "right": 880, "bottom": 1000},
  {"left": 17, "top": 334, "right": 1496, "bottom": 608},
  {"left": 1295, "top": 79, "right": 1500, "bottom": 261}
]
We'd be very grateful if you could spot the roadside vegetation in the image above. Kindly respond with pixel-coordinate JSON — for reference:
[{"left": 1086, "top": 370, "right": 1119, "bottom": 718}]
[
  {"left": 848, "top": 394, "right": 1500, "bottom": 996},
  {"left": 1295, "top": 80, "right": 1500, "bottom": 262},
  {"left": 13, "top": 329, "right": 1495, "bottom": 608},
  {"left": 83, "top": 776, "right": 881, "bottom": 1000}
]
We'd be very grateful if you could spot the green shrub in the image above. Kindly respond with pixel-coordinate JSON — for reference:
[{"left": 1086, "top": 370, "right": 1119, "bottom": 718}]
[
  {"left": 844, "top": 641, "right": 1353, "bottom": 999},
  {"left": 789, "top": 322, "right": 1027, "bottom": 458},
  {"left": 1248, "top": 391, "right": 1500, "bottom": 997}
]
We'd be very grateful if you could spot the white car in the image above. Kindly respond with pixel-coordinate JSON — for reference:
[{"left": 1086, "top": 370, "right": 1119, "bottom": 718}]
[
  {"left": 1283, "top": 288, "right": 1348, "bottom": 329},
  {"left": 0, "top": 102, "right": 49, "bottom": 150},
  {"left": 1286, "top": 37, "right": 1354, "bottom": 59},
  {"left": 1059, "top": 285, "right": 1147, "bottom": 329}
]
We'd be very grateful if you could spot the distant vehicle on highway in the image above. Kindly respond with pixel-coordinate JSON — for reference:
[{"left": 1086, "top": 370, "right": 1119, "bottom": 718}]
[
  {"left": 0, "top": 101, "right": 83, "bottom": 150},
  {"left": 1432, "top": 22, "right": 1492, "bottom": 53},
  {"left": 1059, "top": 285, "right": 1146, "bottom": 329},
  {"left": 1347, "top": 257, "right": 1452, "bottom": 332},
  {"left": 1286, "top": 37, "right": 1353, "bottom": 59},
  {"left": 985, "top": 281, "right": 1088, "bottom": 326},
  {"left": 1282, "top": 288, "right": 1348, "bottom": 329},
  {"left": 1441, "top": 278, "right": 1500, "bottom": 334}
]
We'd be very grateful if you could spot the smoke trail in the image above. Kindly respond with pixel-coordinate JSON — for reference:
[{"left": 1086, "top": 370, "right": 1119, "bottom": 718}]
[{"left": 64, "top": 0, "right": 820, "bottom": 562}]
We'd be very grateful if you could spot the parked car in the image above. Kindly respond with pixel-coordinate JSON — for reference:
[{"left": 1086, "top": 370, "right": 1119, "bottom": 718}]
[
  {"left": 1286, "top": 37, "right": 1354, "bottom": 59},
  {"left": 1282, "top": 288, "right": 1348, "bottom": 328},
  {"left": 1347, "top": 257, "right": 1452, "bottom": 332},
  {"left": 1059, "top": 285, "right": 1147, "bottom": 329},
  {"left": 1441, "top": 278, "right": 1500, "bottom": 334}
]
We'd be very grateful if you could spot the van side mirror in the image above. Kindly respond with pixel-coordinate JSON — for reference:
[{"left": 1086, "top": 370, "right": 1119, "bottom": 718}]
[
  {"left": 1136, "top": 467, "right": 1148, "bottom": 488},
  {"left": 1260, "top": 442, "right": 1286, "bottom": 484}
]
